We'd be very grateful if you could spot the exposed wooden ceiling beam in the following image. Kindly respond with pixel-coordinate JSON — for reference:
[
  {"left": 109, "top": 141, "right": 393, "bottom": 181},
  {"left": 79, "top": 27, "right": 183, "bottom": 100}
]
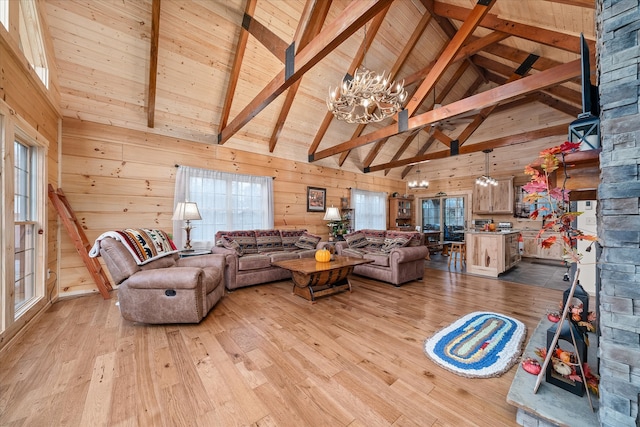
[
  {"left": 420, "top": 0, "right": 488, "bottom": 83},
  {"left": 483, "top": 72, "right": 581, "bottom": 117},
  {"left": 476, "top": 55, "right": 583, "bottom": 107},
  {"left": 219, "top": 0, "right": 393, "bottom": 145},
  {"left": 404, "top": 0, "right": 496, "bottom": 116},
  {"left": 367, "top": 124, "right": 569, "bottom": 172},
  {"left": 311, "top": 59, "right": 581, "bottom": 162},
  {"left": 146, "top": 0, "right": 161, "bottom": 128},
  {"left": 433, "top": 1, "right": 595, "bottom": 54},
  {"left": 219, "top": 0, "right": 257, "bottom": 131},
  {"left": 395, "top": 62, "right": 465, "bottom": 175},
  {"left": 399, "top": 31, "right": 505, "bottom": 88},
  {"left": 243, "top": 14, "right": 290, "bottom": 63},
  {"left": 269, "top": 0, "right": 331, "bottom": 153},
  {"left": 454, "top": 54, "right": 539, "bottom": 148}
]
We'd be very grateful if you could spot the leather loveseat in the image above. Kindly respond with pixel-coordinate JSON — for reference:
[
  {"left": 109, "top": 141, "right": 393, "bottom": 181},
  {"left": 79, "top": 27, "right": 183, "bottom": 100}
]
[
  {"left": 210, "top": 229, "right": 324, "bottom": 290},
  {"left": 334, "top": 229, "right": 428, "bottom": 286}
]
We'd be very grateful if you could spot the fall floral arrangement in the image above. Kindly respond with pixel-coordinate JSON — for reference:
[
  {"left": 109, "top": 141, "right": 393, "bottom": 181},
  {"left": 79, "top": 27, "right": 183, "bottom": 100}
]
[{"left": 519, "top": 141, "right": 600, "bottom": 395}]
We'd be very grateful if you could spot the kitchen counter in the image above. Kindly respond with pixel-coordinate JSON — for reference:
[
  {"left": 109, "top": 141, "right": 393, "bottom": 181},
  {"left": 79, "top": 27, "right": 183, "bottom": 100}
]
[
  {"left": 466, "top": 229, "right": 520, "bottom": 235},
  {"left": 465, "top": 230, "right": 521, "bottom": 277}
]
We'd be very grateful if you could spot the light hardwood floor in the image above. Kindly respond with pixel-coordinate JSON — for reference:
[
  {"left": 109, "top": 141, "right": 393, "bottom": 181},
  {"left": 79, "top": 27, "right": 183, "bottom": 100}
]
[{"left": 0, "top": 267, "right": 563, "bottom": 426}]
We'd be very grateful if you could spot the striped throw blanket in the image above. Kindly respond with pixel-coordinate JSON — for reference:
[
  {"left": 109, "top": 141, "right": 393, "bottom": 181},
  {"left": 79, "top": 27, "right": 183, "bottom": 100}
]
[{"left": 89, "top": 228, "right": 178, "bottom": 265}]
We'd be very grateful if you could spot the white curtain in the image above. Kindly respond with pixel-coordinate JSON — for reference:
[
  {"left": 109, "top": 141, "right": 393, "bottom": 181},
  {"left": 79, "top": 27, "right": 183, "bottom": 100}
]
[
  {"left": 350, "top": 188, "right": 387, "bottom": 230},
  {"left": 174, "top": 166, "right": 274, "bottom": 249}
]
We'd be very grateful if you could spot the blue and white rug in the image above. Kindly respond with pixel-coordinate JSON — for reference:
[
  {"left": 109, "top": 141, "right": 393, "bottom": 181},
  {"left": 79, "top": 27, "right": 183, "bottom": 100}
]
[{"left": 423, "top": 311, "right": 526, "bottom": 378}]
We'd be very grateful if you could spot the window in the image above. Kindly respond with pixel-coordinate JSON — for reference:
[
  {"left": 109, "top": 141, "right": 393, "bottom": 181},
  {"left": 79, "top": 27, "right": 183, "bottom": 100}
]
[
  {"left": 0, "top": 0, "right": 49, "bottom": 87},
  {"left": 14, "top": 139, "right": 37, "bottom": 312},
  {"left": 1, "top": 103, "right": 47, "bottom": 331},
  {"left": 19, "top": 0, "right": 49, "bottom": 87},
  {"left": 174, "top": 166, "right": 274, "bottom": 248},
  {"left": 0, "top": 0, "right": 8, "bottom": 31},
  {"left": 351, "top": 188, "right": 386, "bottom": 230}
]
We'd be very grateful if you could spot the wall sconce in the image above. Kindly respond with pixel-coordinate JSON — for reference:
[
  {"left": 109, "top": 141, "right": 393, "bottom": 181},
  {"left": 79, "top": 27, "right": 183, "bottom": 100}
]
[{"left": 172, "top": 201, "right": 202, "bottom": 251}]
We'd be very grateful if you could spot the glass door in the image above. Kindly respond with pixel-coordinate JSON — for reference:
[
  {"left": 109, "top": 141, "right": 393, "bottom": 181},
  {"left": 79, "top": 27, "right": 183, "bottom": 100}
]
[{"left": 421, "top": 195, "right": 467, "bottom": 242}]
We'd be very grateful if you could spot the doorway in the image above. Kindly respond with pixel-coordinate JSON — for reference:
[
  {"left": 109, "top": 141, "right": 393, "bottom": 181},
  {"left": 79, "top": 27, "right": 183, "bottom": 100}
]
[{"left": 421, "top": 195, "right": 467, "bottom": 242}]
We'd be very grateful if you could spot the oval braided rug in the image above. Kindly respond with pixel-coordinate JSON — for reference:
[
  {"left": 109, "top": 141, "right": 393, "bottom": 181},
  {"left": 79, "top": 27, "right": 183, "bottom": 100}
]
[{"left": 423, "top": 311, "right": 526, "bottom": 378}]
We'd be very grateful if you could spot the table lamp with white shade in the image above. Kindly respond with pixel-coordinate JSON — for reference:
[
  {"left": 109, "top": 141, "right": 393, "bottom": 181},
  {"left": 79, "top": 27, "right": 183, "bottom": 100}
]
[
  {"left": 323, "top": 206, "right": 342, "bottom": 240},
  {"left": 172, "top": 201, "right": 202, "bottom": 251}
]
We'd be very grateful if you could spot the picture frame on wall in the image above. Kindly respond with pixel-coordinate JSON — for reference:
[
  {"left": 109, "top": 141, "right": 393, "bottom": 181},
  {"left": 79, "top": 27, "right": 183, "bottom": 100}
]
[{"left": 307, "top": 187, "right": 326, "bottom": 212}]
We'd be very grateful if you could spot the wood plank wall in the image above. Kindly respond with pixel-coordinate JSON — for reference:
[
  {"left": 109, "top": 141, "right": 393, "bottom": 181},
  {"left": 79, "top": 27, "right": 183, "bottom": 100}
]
[{"left": 59, "top": 118, "right": 406, "bottom": 295}]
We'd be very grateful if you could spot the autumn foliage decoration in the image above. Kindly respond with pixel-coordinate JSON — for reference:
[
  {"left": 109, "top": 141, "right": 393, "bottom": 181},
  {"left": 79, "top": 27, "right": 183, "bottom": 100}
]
[{"left": 523, "top": 141, "right": 598, "bottom": 263}]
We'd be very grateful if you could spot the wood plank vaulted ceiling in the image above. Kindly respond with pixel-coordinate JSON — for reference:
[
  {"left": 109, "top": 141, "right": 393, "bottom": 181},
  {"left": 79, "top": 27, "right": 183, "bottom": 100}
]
[{"left": 44, "top": 0, "right": 597, "bottom": 181}]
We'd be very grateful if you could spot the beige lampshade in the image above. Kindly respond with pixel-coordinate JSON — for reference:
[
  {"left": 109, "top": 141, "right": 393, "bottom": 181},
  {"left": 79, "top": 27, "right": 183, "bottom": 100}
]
[
  {"left": 172, "top": 202, "right": 202, "bottom": 221},
  {"left": 323, "top": 206, "right": 341, "bottom": 221}
]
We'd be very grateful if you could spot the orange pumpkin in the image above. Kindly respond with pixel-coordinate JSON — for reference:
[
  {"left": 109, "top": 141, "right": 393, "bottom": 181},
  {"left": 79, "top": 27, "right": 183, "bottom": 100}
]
[{"left": 315, "top": 248, "right": 331, "bottom": 262}]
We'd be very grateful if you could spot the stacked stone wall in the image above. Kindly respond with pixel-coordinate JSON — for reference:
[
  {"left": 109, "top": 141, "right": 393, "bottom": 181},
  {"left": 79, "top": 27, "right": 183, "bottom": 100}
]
[{"left": 598, "top": 1, "right": 640, "bottom": 426}]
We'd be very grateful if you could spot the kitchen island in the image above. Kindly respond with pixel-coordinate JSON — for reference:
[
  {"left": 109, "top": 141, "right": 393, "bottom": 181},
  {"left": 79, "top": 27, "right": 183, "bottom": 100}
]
[{"left": 464, "top": 230, "right": 521, "bottom": 277}]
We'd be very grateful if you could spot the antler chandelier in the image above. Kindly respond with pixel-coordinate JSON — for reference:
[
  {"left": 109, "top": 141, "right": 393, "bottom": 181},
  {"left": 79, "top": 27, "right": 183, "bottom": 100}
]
[{"left": 327, "top": 67, "right": 407, "bottom": 124}]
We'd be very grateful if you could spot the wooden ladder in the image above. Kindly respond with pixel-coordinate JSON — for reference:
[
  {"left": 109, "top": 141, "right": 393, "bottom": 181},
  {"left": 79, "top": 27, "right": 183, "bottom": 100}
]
[{"left": 48, "top": 185, "right": 112, "bottom": 299}]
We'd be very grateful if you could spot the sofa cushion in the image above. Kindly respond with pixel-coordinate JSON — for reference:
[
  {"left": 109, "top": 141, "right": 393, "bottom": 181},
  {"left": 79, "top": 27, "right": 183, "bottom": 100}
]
[
  {"left": 363, "top": 251, "right": 390, "bottom": 267},
  {"left": 295, "top": 232, "right": 321, "bottom": 250},
  {"left": 280, "top": 229, "right": 306, "bottom": 250},
  {"left": 220, "top": 235, "right": 244, "bottom": 256},
  {"left": 268, "top": 251, "right": 300, "bottom": 263},
  {"left": 237, "top": 254, "right": 272, "bottom": 271},
  {"left": 344, "top": 231, "right": 368, "bottom": 249},
  {"left": 221, "top": 230, "right": 258, "bottom": 254},
  {"left": 295, "top": 249, "right": 317, "bottom": 258},
  {"left": 341, "top": 248, "right": 365, "bottom": 258},
  {"left": 255, "top": 229, "right": 283, "bottom": 252},
  {"left": 381, "top": 236, "right": 410, "bottom": 253},
  {"left": 387, "top": 230, "right": 424, "bottom": 247}
]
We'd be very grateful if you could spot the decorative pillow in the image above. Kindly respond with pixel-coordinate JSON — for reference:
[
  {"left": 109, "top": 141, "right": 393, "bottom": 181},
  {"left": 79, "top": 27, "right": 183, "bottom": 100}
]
[
  {"left": 344, "top": 231, "right": 369, "bottom": 248},
  {"left": 386, "top": 230, "right": 423, "bottom": 247},
  {"left": 295, "top": 232, "right": 321, "bottom": 250},
  {"left": 361, "top": 229, "right": 386, "bottom": 249},
  {"left": 255, "top": 229, "right": 283, "bottom": 252},
  {"left": 381, "top": 237, "right": 410, "bottom": 253},
  {"left": 221, "top": 235, "right": 244, "bottom": 256},
  {"left": 280, "top": 229, "right": 306, "bottom": 250}
]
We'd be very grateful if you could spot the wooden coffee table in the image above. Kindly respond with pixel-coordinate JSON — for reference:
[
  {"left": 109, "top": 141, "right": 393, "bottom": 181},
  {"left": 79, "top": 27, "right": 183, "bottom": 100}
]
[{"left": 272, "top": 256, "right": 373, "bottom": 302}]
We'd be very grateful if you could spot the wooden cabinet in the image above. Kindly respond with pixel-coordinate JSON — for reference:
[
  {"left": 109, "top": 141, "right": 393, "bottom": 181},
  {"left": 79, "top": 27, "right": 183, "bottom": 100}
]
[
  {"left": 472, "top": 177, "right": 514, "bottom": 214},
  {"left": 465, "top": 231, "right": 521, "bottom": 277},
  {"left": 520, "top": 230, "right": 564, "bottom": 260},
  {"left": 389, "top": 196, "right": 413, "bottom": 230}
]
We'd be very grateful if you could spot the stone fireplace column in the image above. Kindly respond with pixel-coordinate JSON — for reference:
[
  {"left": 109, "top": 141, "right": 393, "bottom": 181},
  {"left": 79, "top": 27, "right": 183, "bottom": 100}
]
[{"left": 597, "top": 1, "right": 640, "bottom": 426}]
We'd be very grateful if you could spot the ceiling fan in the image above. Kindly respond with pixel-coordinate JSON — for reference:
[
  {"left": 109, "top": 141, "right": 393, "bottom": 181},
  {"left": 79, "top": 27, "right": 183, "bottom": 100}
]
[
  {"left": 428, "top": 89, "right": 475, "bottom": 130},
  {"left": 431, "top": 103, "right": 475, "bottom": 131}
]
